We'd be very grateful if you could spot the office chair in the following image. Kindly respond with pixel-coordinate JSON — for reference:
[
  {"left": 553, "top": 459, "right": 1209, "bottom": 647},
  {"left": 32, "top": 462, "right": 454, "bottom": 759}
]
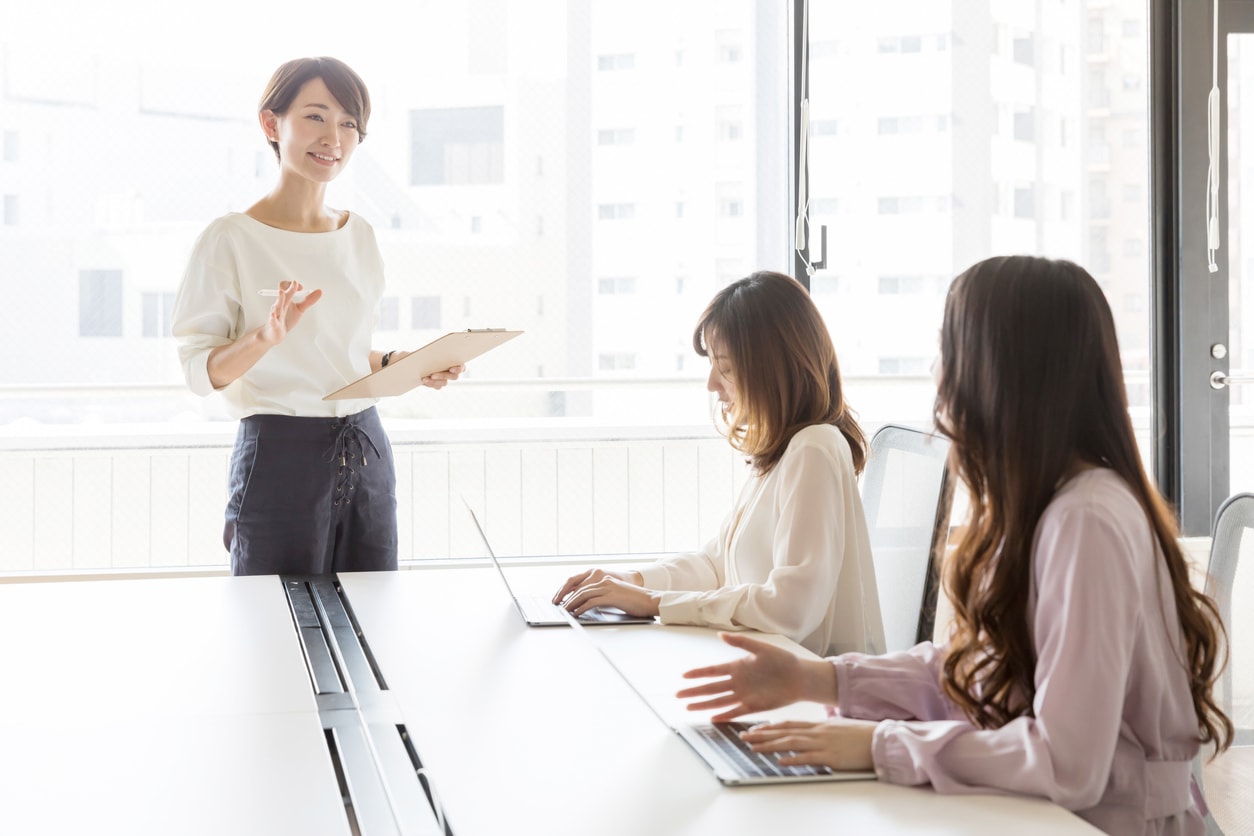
[
  {"left": 1196, "top": 492, "right": 1254, "bottom": 836},
  {"left": 859, "top": 424, "right": 954, "bottom": 654}
]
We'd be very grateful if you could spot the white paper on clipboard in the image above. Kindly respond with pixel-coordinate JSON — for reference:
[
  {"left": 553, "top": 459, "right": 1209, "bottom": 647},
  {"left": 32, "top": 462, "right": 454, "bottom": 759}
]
[{"left": 324, "top": 329, "right": 523, "bottom": 400}]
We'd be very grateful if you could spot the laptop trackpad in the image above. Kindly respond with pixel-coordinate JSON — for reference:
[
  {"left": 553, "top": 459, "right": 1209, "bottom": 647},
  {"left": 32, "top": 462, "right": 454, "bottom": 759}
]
[{"left": 584, "top": 606, "right": 643, "bottom": 623}]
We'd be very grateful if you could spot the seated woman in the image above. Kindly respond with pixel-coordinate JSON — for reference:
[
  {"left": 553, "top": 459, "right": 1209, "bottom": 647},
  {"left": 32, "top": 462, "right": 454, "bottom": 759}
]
[
  {"left": 677, "top": 256, "right": 1232, "bottom": 835},
  {"left": 554, "top": 270, "right": 884, "bottom": 657}
]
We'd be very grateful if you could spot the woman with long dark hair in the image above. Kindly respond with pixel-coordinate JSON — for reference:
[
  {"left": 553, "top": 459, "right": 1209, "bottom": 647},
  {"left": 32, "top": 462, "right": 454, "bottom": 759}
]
[
  {"left": 678, "top": 256, "right": 1231, "bottom": 834},
  {"left": 554, "top": 271, "right": 883, "bottom": 657}
]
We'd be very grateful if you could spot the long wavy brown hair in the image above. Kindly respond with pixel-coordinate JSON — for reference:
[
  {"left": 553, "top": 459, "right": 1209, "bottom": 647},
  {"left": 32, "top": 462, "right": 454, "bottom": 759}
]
[
  {"left": 693, "top": 271, "right": 866, "bottom": 475},
  {"left": 934, "top": 255, "right": 1231, "bottom": 751}
]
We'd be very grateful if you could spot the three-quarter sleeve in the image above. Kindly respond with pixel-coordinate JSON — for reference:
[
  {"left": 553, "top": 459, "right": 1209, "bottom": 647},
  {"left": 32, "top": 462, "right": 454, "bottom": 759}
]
[{"left": 171, "top": 227, "right": 241, "bottom": 397}]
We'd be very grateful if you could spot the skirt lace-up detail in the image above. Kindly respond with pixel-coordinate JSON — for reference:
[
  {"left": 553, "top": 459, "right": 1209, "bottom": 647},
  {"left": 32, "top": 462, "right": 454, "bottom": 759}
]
[{"left": 327, "top": 418, "right": 381, "bottom": 506}]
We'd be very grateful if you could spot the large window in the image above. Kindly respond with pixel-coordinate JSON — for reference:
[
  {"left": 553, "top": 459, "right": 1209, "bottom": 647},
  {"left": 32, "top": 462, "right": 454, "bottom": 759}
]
[
  {"left": 410, "top": 106, "right": 505, "bottom": 186},
  {"left": 802, "top": 0, "right": 1150, "bottom": 436},
  {"left": 0, "top": 0, "right": 1171, "bottom": 570},
  {"left": 0, "top": 0, "right": 790, "bottom": 429}
]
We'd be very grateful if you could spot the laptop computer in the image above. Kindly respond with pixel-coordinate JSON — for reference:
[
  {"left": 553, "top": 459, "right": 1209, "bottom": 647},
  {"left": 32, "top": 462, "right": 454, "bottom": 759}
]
[
  {"left": 464, "top": 500, "right": 654, "bottom": 627},
  {"left": 562, "top": 609, "right": 878, "bottom": 786}
]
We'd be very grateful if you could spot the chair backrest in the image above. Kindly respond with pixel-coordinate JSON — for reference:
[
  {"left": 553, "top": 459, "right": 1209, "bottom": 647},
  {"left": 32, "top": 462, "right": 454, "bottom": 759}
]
[
  {"left": 859, "top": 423, "right": 954, "bottom": 653},
  {"left": 1206, "top": 492, "right": 1254, "bottom": 745}
]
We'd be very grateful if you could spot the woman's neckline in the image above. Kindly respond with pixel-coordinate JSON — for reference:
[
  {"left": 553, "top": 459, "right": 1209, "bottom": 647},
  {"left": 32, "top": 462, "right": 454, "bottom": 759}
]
[{"left": 239, "top": 208, "right": 351, "bottom": 234}]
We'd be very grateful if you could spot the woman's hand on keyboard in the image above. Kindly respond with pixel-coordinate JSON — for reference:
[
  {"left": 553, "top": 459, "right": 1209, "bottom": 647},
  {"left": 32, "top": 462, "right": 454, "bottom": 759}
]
[
  {"left": 553, "top": 568, "right": 644, "bottom": 608},
  {"left": 555, "top": 570, "right": 660, "bottom": 618},
  {"left": 739, "top": 718, "right": 876, "bottom": 772}
]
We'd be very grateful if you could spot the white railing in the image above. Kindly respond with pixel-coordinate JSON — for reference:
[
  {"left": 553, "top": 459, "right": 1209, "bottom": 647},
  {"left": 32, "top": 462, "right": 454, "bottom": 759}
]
[
  {"left": 12, "top": 369, "right": 1254, "bottom": 578},
  {"left": 0, "top": 419, "right": 760, "bottom": 574}
]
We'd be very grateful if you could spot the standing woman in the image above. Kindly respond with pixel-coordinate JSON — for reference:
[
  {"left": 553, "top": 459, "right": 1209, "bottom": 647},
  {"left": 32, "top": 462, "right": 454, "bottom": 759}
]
[
  {"left": 555, "top": 271, "right": 884, "bottom": 658},
  {"left": 678, "top": 256, "right": 1231, "bottom": 835},
  {"left": 173, "top": 57, "right": 460, "bottom": 575}
]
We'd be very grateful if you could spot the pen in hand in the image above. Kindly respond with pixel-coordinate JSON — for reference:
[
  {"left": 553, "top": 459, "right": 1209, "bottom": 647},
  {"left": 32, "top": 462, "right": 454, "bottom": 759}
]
[{"left": 258, "top": 287, "right": 315, "bottom": 302}]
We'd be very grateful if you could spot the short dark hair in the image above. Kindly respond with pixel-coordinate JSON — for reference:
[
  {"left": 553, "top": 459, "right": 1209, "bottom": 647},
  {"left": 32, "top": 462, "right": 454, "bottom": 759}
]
[{"left": 258, "top": 57, "right": 371, "bottom": 161}]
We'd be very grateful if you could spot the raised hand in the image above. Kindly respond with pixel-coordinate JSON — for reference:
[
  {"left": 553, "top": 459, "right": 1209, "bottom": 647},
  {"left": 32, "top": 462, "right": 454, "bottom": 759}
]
[
  {"left": 260, "top": 280, "right": 322, "bottom": 346},
  {"left": 676, "top": 633, "right": 810, "bottom": 721}
]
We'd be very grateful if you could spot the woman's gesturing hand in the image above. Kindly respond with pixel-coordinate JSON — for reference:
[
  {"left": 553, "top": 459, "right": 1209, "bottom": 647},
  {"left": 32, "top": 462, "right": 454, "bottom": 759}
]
[
  {"left": 261, "top": 280, "right": 322, "bottom": 345},
  {"left": 676, "top": 633, "right": 811, "bottom": 722}
]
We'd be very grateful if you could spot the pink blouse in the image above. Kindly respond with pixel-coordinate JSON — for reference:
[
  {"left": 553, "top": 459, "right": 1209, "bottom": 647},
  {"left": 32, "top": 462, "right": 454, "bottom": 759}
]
[{"left": 833, "top": 469, "right": 1204, "bottom": 835}]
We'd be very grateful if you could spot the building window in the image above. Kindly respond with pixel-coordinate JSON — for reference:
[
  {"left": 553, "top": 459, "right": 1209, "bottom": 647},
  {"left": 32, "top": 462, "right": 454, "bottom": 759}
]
[
  {"left": 597, "top": 277, "right": 636, "bottom": 295},
  {"left": 1087, "top": 18, "right": 1106, "bottom": 54},
  {"left": 878, "top": 196, "right": 948, "bottom": 215},
  {"left": 716, "top": 30, "right": 743, "bottom": 63},
  {"left": 879, "top": 357, "right": 930, "bottom": 375},
  {"left": 3, "top": 194, "right": 18, "bottom": 225},
  {"left": 597, "top": 128, "right": 635, "bottom": 146},
  {"left": 80, "top": 270, "right": 124, "bottom": 337},
  {"left": 597, "top": 203, "right": 636, "bottom": 220},
  {"left": 810, "top": 119, "right": 838, "bottom": 136},
  {"left": 412, "top": 296, "right": 442, "bottom": 329},
  {"left": 1013, "top": 35, "right": 1035, "bottom": 66},
  {"left": 2, "top": 131, "right": 18, "bottom": 163},
  {"left": 878, "top": 276, "right": 929, "bottom": 295},
  {"left": 410, "top": 106, "right": 504, "bottom": 185},
  {"left": 598, "top": 353, "right": 636, "bottom": 371},
  {"left": 597, "top": 53, "right": 635, "bottom": 71},
  {"left": 1013, "top": 186, "right": 1035, "bottom": 219},
  {"left": 378, "top": 297, "right": 399, "bottom": 331},
  {"left": 717, "top": 182, "right": 743, "bottom": 217},
  {"left": 141, "top": 292, "right": 174, "bottom": 338},
  {"left": 717, "top": 106, "right": 743, "bottom": 141},
  {"left": 1013, "top": 109, "right": 1035, "bottom": 142}
]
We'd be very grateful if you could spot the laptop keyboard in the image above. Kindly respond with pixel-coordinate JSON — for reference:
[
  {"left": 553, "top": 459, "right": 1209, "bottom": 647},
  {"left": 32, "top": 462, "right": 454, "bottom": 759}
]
[
  {"left": 696, "top": 722, "right": 834, "bottom": 778},
  {"left": 520, "top": 595, "right": 568, "bottom": 622}
]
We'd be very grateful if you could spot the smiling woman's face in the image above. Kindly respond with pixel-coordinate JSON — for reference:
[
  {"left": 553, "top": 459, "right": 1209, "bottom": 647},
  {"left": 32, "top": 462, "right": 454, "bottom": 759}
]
[{"left": 262, "top": 76, "right": 360, "bottom": 182}]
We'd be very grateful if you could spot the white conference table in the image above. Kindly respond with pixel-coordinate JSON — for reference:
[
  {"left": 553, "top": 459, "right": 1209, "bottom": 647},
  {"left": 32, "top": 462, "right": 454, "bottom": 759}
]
[
  {"left": 340, "top": 564, "right": 1102, "bottom": 836},
  {"left": 0, "top": 576, "right": 348, "bottom": 836},
  {"left": 0, "top": 566, "right": 1103, "bottom": 835}
]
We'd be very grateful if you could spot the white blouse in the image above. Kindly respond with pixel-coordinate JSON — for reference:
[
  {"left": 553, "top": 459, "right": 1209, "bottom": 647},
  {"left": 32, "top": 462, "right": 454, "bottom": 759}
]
[
  {"left": 172, "top": 212, "right": 385, "bottom": 419},
  {"left": 638, "top": 423, "right": 885, "bottom": 657}
]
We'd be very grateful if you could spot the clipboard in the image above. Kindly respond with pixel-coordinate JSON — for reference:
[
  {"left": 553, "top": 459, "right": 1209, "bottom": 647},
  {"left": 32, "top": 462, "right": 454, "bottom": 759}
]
[{"left": 324, "top": 328, "right": 523, "bottom": 400}]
